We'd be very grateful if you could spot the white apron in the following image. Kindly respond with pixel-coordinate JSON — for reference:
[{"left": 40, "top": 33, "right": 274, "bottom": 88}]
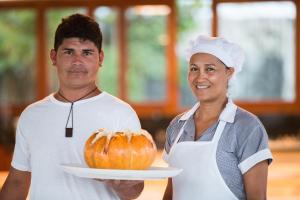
[{"left": 164, "top": 102, "right": 238, "bottom": 200}]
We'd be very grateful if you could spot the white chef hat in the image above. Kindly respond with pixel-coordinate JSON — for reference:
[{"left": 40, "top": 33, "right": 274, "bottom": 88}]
[{"left": 185, "top": 35, "right": 245, "bottom": 75}]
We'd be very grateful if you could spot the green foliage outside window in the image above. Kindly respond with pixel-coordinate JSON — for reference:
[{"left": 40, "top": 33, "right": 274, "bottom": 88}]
[
  {"left": 95, "top": 7, "right": 119, "bottom": 96},
  {"left": 127, "top": 12, "right": 167, "bottom": 102},
  {"left": 0, "top": 10, "right": 36, "bottom": 104}
]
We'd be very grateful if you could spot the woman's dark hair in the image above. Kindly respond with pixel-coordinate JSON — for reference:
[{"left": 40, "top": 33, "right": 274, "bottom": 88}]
[{"left": 54, "top": 13, "right": 102, "bottom": 51}]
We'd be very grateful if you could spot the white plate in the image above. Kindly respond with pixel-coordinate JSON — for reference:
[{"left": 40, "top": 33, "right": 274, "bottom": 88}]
[{"left": 61, "top": 164, "right": 182, "bottom": 180}]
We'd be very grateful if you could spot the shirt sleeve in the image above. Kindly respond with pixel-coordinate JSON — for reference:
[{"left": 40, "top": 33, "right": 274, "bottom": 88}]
[
  {"left": 11, "top": 118, "right": 31, "bottom": 172},
  {"left": 162, "top": 122, "right": 174, "bottom": 162},
  {"left": 163, "top": 116, "right": 183, "bottom": 162},
  {"left": 164, "top": 123, "right": 173, "bottom": 154},
  {"left": 237, "top": 124, "right": 273, "bottom": 174}
]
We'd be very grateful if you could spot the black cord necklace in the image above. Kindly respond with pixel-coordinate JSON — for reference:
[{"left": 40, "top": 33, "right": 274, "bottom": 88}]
[{"left": 57, "top": 87, "right": 98, "bottom": 137}]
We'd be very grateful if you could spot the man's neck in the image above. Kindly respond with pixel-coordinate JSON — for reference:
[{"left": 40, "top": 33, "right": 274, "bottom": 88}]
[{"left": 55, "top": 86, "right": 101, "bottom": 102}]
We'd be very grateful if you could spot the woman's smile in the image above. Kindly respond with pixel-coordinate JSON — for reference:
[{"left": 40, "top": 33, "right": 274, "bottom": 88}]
[{"left": 195, "top": 84, "right": 210, "bottom": 89}]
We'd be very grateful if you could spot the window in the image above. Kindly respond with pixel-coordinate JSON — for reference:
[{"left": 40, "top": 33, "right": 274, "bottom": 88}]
[
  {"left": 95, "top": 7, "right": 119, "bottom": 96},
  {"left": 0, "top": 0, "right": 299, "bottom": 119},
  {"left": 126, "top": 5, "right": 169, "bottom": 103},
  {"left": 0, "top": 10, "right": 37, "bottom": 105},
  {"left": 217, "top": 1, "right": 296, "bottom": 102}
]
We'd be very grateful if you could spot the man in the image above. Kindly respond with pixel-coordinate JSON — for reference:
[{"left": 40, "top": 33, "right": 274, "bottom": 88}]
[{"left": 0, "top": 13, "right": 144, "bottom": 200}]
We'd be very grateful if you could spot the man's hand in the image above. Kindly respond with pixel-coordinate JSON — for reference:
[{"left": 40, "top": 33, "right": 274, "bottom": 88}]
[{"left": 99, "top": 179, "right": 144, "bottom": 200}]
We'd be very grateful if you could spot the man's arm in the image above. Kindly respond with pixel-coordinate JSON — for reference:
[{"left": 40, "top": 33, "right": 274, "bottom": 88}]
[
  {"left": 102, "top": 180, "right": 144, "bottom": 200},
  {"left": 243, "top": 160, "right": 269, "bottom": 200},
  {"left": 0, "top": 167, "right": 31, "bottom": 200}
]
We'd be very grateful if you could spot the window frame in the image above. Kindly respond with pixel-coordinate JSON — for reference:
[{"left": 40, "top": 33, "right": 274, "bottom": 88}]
[
  {"left": 212, "top": 0, "right": 300, "bottom": 115},
  {"left": 0, "top": 0, "right": 177, "bottom": 118},
  {"left": 0, "top": 0, "right": 299, "bottom": 118}
]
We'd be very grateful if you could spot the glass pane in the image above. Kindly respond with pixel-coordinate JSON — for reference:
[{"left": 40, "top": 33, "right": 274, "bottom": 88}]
[
  {"left": 218, "top": 1, "right": 296, "bottom": 102},
  {"left": 177, "top": 0, "right": 212, "bottom": 107},
  {"left": 95, "top": 7, "right": 118, "bottom": 96},
  {"left": 46, "top": 8, "right": 86, "bottom": 93},
  {"left": 0, "top": 10, "right": 36, "bottom": 105},
  {"left": 126, "top": 5, "right": 169, "bottom": 102}
]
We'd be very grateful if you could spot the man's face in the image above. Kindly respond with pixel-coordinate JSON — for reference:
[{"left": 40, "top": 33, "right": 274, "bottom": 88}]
[{"left": 50, "top": 37, "right": 103, "bottom": 90}]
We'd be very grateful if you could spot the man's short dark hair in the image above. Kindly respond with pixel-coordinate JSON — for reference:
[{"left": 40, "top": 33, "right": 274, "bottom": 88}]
[{"left": 54, "top": 13, "right": 102, "bottom": 51}]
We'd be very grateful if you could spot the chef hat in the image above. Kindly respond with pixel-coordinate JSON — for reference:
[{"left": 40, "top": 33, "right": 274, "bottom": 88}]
[{"left": 185, "top": 35, "right": 245, "bottom": 75}]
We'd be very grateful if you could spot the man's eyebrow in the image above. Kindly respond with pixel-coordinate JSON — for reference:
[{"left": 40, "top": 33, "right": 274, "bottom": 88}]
[
  {"left": 82, "top": 49, "right": 95, "bottom": 52},
  {"left": 62, "top": 48, "right": 74, "bottom": 51}
]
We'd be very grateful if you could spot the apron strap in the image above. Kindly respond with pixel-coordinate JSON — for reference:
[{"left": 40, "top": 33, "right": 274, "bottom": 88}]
[
  {"left": 169, "top": 120, "right": 188, "bottom": 154},
  {"left": 169, "top": 102, "right": 200, "bottom": 154},
  {"left": 211, "top": 120, "right": 226, "bottom": 144}
]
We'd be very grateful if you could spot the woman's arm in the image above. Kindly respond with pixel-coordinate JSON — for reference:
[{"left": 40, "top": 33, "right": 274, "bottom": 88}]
[
  {"left": 163, "top": 178, "right": 173, "bottom": 200},
  {"left": 243, "top": 160, "right": 269, "bottom": 200}
]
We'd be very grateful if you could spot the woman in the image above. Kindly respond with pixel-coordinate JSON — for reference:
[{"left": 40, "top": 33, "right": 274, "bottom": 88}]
[{"left": 163, "top": 35, "right": 273, "bottom": 200}]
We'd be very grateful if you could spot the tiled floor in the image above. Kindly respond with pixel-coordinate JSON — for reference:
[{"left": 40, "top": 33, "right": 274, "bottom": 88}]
[{"left": 1, "top": 150, "right": 300, "bottom": 199}]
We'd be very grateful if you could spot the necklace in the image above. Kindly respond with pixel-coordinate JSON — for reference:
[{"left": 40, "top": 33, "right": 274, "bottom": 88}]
[{"left": 57, "top": 87, "right": 98, "bottom": 137}]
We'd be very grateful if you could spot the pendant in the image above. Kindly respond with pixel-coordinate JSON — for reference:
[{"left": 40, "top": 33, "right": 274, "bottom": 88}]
[{"left": 66, "top": 128, "right": 73, "bottom": 137}]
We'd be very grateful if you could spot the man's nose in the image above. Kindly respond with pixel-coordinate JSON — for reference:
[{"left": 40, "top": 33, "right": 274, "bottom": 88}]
[{"left": 72, "top": 52, "right": 83, "bottom": 64}]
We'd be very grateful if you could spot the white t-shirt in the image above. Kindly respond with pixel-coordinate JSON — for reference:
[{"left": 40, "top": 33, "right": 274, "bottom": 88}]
[{"left": 12, "top": 92, "right": 141, "bottom": 200}]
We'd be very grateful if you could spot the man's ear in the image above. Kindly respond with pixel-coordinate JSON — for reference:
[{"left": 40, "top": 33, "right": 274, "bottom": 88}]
[
  {"left": 99, "top": 50, "right": 104, "bottom": 67},
  {"left": 50, "top": 49, "right": 57, "bottom": 66}
]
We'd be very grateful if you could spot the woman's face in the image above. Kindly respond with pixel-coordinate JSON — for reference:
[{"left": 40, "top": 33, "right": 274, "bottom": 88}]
[{"left": 188, "top": 53, "right": 234, "bottom": 103}]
